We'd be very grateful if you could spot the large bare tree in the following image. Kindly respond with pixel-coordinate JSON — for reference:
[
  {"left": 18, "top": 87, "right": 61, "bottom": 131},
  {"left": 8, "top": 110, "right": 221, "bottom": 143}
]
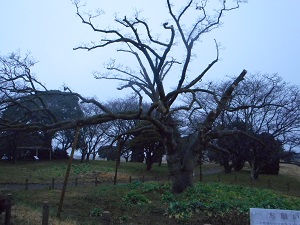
[
  {"left": 71, "top": 0, "right": 247, "bottom": 193},
  {"left": 0, "top": 1, "right": 248, "bottom": 193}
]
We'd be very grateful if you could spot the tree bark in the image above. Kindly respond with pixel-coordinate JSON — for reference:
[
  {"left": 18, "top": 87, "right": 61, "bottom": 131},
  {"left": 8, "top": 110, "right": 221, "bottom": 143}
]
[
  {"left": 166, "top": 70, "right": 247, "bottom": 193},
  {"left": 250, "top": 157, "right": 260, "bottom": 180},
  {"left": 85, "top": 152, "right": 90, "bottom": 162},
  {"left": 164, "top": 124, "right": 198, "bottom": 193},
  {"left": 80, "top": 152, "right": 85, "bottom": 163},
  {"left": 166, "top": 152, "right": 193, "bottom": 193}
]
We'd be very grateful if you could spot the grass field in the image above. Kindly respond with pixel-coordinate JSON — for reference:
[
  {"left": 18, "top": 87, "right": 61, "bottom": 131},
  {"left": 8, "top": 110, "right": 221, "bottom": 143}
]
[
  {"left": 0, "top": 160, "right": 300, "bottom": 225},
  {"left": 0, "top": 160, "right": 170, "bottom": 184}
]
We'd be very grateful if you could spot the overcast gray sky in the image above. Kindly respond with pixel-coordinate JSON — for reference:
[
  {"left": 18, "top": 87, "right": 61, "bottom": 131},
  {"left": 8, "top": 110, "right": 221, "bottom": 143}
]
[{"left": 1, "top": 1, "right": 300, "bottom": 101}]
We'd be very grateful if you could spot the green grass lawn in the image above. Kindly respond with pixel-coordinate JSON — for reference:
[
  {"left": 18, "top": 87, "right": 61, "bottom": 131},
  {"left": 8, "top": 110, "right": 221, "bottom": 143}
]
[
  {"left": 0, "top": 160, "right": 170, "bottom": 184},
  {"left": 200, "top": 170, "right": 300, "bottom": 197},
  {"left": 1, "top": 160, "right": 300, "bottom": 225}
]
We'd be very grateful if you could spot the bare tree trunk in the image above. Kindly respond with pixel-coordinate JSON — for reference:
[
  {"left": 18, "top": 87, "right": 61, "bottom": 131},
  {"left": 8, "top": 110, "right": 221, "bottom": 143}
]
[
  {"left": 163, "top": 124, "right": 198, "bottom": 193},
  {"left": 158, "top": 156, "right": 162, "bottom": 167},
  {"left": 251, "top": 167, "right": 259, "bottom": 180},
  {"left": 166, "top": 153, "right": 196, "bottom": 193},
  {"left": 85, "top": 152, "right": 90, "bottom": 162},
  {"left": 250, "top": 159, "right": 260, "bottom": 180},
  {"left": 80, "top": 153, "right": 84, "bottom": 163},
  {"left": 166, "top": 70, "right": 247, "bottom": 193},
  {"left": 145, "top": 151, "right": 155, "bottom": 171},
  {"left": 222, "top": 154, "right": 232, "bottom": 173},
  {"left": 166, "top": 153, "right": 189, "bottom": 193},
  {"left": 166, "top": 145, "right": 197, "bottom": 193}
]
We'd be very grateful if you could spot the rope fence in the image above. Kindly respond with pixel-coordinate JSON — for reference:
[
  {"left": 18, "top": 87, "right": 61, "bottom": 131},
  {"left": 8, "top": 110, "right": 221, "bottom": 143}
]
[
  {"left": 0, "top": 172, "right": 297, "bottom": 194},
  {"left": 1, "top": 172, "right": 299, "bottom": 223}
]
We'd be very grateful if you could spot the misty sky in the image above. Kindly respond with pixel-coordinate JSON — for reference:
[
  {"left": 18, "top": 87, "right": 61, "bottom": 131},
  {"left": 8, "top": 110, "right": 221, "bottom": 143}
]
[{"left": 1, "top": 1, "right": 300, "bottom": 101}]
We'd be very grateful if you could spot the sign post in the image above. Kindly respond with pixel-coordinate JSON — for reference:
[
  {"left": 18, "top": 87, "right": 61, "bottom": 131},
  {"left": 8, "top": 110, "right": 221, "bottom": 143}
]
[{"left": 250, "top": 208, "right": 300, "bottom": 225}]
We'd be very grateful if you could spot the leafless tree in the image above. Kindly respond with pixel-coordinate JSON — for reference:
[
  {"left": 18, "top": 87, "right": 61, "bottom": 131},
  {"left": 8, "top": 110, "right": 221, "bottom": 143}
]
[
  {"left": 80, "top": 103, "right": 112, "bottom": 161},
  {"left": 71, "top": 0, "right": 247, "bottom": 193},
  {"left": 187, "top": 73, "right": 300, "bottom": 178},
  {"left": 231, "top": 74, "right": 300, "bottom": 148},
  {"left": 0, "top": 1, "right": 248, "bottom": 193}
]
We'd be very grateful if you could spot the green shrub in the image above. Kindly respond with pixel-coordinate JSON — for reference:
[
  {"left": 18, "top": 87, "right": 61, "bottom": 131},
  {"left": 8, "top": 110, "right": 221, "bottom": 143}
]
[
  {"left": 119, "top": 215, "right": 131, "bottom": 222},
  {"left": 167, "top": 201, "right": 192, "bottom": 223},
  {"left": 161, "top": 191, "right": 175, "bottom": 203},
  {"left": 90, "top": 207, "right": 103, "bottom": 217},
  {"left": 122, "top": 191, "right": 150, "bottom": 205},
  {"left": 164, "top": 182, "right": 300, "bottom": 224},
  {"left": 142, "top": 181, "right": 161, "bottom": 193}
]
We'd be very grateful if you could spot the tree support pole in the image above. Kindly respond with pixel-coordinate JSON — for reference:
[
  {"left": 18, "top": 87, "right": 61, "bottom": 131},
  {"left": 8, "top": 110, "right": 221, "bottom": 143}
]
[
  {"left": 113, "top": 136, "right": 122, "bottom": 185},
  {"left": 57, "top": 126, "right": 80, "bottom": 218}
]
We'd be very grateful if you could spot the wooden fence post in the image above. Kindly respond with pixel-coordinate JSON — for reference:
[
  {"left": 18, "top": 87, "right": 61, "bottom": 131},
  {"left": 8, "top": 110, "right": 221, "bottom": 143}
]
[
  {"left": 95, "top": 177, "right": 98, "bottom": 186},
  {"left": 42, "top": 201, "right": 49, "bottom": 225},
  {"left": 52, "top": 178, "right": 55, "bottom": 190},
  {"left": 75, "top": 177, "right": 78, "bottom": 187},
  {"left": 102, "top": 211, "right": 111, "bottom": 225},
  {"left": 57, "top": 126, "right": 80, "bottom": 218},
  {"left": 4, "top": 194, "right": 12, "bottom": 225},
  {"left": 129, "top": 176, "right": 132, "bottom": 183},
  {"left": 25, "top": 178, "right": 28, "bottom": 190}
]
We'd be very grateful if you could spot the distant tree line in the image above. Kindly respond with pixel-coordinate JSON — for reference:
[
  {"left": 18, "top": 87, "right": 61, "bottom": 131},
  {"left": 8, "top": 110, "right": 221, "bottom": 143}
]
[
  {"left": 183, "top": 73, "right": 299, "bottom": 179},
  {"left": 0, "top": 55, "right": 298, "bottom": 180}
]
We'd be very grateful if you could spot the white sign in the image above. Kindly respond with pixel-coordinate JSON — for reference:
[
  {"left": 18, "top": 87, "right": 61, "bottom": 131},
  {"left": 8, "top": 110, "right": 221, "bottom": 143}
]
[{"left": 250, "top": 208, "right": 300, "bottom": 225}]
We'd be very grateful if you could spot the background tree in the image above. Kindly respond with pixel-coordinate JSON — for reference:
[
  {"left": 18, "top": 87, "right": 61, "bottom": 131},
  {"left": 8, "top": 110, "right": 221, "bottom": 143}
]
[
  {"left": 54, "top": 129, "right": 77, "bottom": 153},
  {"left": 187, "top": 73, "right": 300, "bottom": 178},
  {"left": 216, "top": 118, "right": 251, "bottom": 173},
  {"left": 249, "top": 132, "right": 284, "bottom": 178},
  {"left": 0, "top": 52, "right": 85, "bottom": 161},
  {"left": 129, "top": 121, "right": 165, "bottom": 170},
  {"left": 98, "top": 145, "right": 118, "bottom": 161},
  {"left": 100, "top": 98, "right": 143, "bottom": 161},
  {"left": 2, "top": 90, "right": 84, "bottom": 161},
  {"left": 79, "top": 103, "right": 111, "bottom": 161},
  {"left": 225, "top": 74, "right": 300, "bottom": 178}
]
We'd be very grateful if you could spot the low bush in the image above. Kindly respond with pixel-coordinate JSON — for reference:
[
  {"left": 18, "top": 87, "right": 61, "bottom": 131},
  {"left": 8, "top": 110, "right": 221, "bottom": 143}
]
[
  {"left": 122, "top": 191, "right": 150, "bottom": 205},
  {"left": 164, "top": 182, "right": 300, "bottom": 224}
]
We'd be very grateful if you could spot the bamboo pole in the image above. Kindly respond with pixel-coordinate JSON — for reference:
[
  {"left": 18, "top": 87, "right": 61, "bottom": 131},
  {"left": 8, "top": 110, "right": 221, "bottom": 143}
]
[
  {"left": 57, "top": 126, "right": 80, "bottom": 218},
  {"left": 42, "top": 201, "right": 49, "bottom": 225},
  {"left": 113, "top": 137, "right": 122, "bottom": 185},
  {"left": 4, "top": 194, "right": 12, "bottom": 225}
]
